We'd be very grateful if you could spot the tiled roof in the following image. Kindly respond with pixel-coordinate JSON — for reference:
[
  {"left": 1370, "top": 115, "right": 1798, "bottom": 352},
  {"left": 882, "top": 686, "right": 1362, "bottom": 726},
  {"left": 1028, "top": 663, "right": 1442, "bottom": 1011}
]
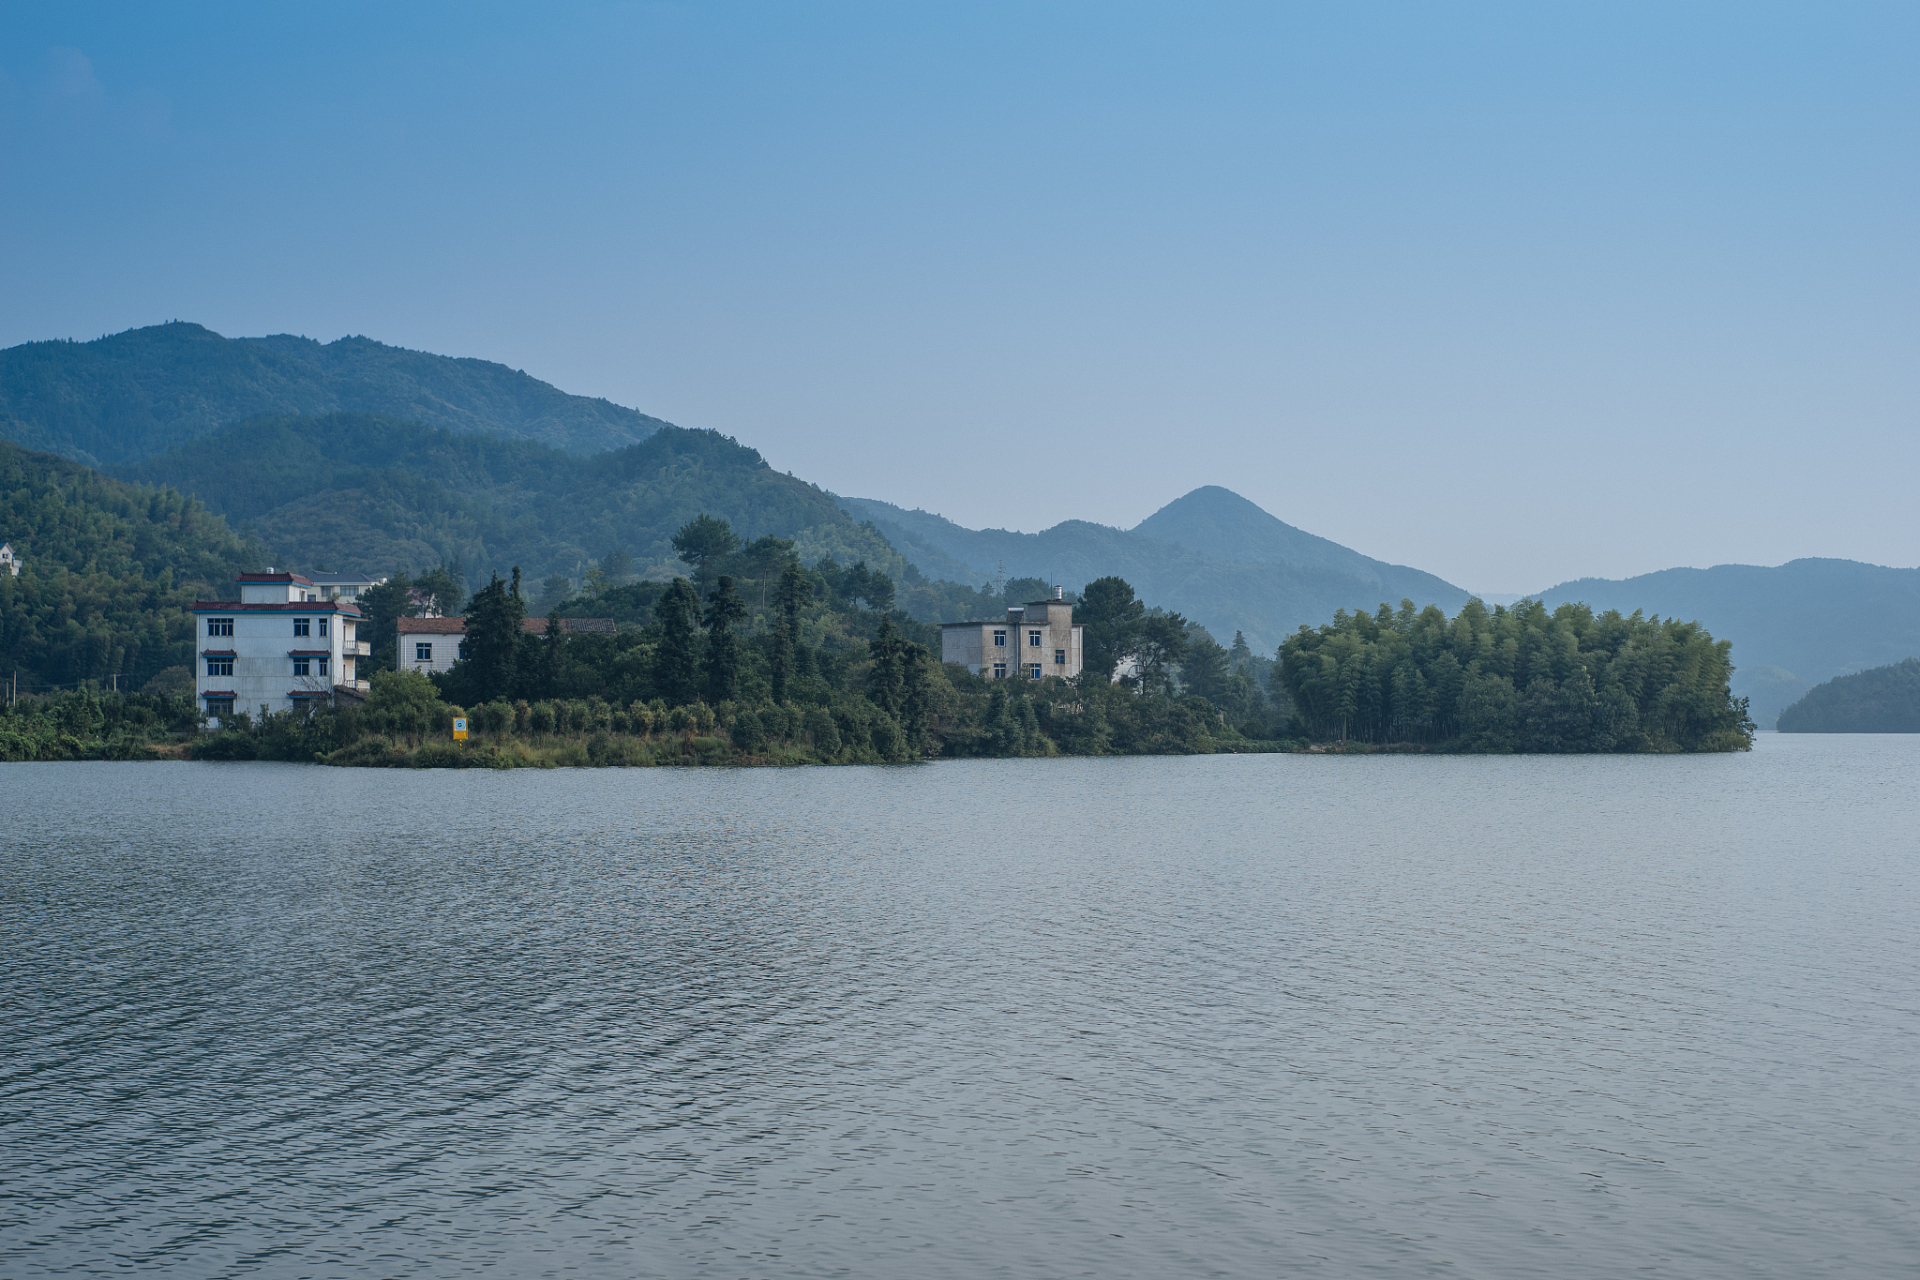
[{"left": 397, "top": 617, "right": 468, "bottom": 634}]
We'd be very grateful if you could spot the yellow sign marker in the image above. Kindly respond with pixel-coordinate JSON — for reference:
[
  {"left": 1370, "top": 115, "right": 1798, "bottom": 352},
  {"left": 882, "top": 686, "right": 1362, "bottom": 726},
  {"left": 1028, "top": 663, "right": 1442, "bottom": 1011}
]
[{"left": 452, "top": 717, "right": 469, "bottom": 741}]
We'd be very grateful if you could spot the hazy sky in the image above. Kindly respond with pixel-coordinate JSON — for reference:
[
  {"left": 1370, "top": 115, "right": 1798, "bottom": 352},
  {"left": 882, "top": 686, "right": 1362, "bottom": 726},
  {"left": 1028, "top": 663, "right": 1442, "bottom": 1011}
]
[{"left": 3, "top": 2, "right": 1915, "bottom": 592}]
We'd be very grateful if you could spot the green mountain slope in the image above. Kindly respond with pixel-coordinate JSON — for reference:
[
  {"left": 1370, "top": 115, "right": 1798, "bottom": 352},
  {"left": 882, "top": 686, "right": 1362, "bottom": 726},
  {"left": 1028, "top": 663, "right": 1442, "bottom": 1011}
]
[
  {"left": 0, "top": 322, "right": 668, "bottom": 465},
  {"left": 0, "top": 440, "right": 257, "bottom": 691},
  {"left": 836, "top": 488, "right": 1471, "bottom": 652},
  {"left": 113, "top": 413, "right": 916, "bottom": 588},
  {"left": 1536, "top": 559, "right": 1920, "bottom": 728},
  {"left": 1777, "top": 657, "right": 1920, "bottom": 732}
]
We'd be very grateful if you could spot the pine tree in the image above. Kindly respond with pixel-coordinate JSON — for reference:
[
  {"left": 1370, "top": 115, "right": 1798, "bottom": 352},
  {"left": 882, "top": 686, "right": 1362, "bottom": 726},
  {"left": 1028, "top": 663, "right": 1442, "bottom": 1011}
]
[
  {"left": 655, "top": 578, "right": 703, "bottom": 705},
  {"left": 702, "top": 575, "right": 747, "bottom": 706}
]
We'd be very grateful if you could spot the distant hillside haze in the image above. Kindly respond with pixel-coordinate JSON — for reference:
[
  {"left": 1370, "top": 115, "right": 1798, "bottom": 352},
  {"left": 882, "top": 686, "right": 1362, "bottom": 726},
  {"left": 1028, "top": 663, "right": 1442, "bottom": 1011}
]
[
  {"left": 0, "top": 322, "right": 668, "bottom": 465},
  {"left": 835, "top": 486, "right": 1470, "bottom": 652},
  {"left": 111, "top": 413, "right": 916, "bottom": 588},
  {"left": 1536, "top": 559, "right": 1920, "bottom": 728},
  {"left": 1777, "top": 658, "right": 1920, "bottom": 733}
]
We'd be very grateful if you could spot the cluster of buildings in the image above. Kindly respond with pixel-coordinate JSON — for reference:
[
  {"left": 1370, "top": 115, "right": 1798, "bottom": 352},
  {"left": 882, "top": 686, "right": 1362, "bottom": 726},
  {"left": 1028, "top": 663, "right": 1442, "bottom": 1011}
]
[{"left": 191, "top": 567, "right": 1085, "bottom": 723}]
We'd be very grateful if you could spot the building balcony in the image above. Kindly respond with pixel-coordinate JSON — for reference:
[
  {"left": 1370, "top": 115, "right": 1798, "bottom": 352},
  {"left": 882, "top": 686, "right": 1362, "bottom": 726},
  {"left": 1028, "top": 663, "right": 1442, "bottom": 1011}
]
[{"left": 349, "top": 641, "right": 371, "bottom": 656}]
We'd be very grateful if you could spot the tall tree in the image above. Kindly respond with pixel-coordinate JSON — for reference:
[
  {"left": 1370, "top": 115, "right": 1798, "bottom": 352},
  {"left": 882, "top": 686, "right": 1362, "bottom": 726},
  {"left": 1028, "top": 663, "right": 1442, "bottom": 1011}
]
[
  {"left": 1179, "top": 631, "right": 1231, "bottom": 706},
  {"left": 1230, "top": 630, "right": 1254, "bottom": 672},
  {"left": 770, "top": 558, "right": 812, "bottom": 702},
  {"left": 702, "top": 575, "right": 748, "bottom": 705},
  {"left": 1078, "top": 576, "right": 1145, "bottom": 681},
  {"left": 654, "top": 577, "right": 703, "bottom": 706},
  {"left": 671, "top": 514, "right": 740, "bottom": 592},
  {"left": 540, "top": 609, "right": 566, "bottom": 697},
  {"left": 1133, "top": 611, "right": 1191, "bottom": 697},
  {"left": 741, "top": 535, "right": 795, "bottom": 607},
  {"left": 355, "top": 571, "right": 418, "bottom": 670},
  {"left": 459, "top": 568, "right": 525, "bottom": 701},
  {"left": 867, "top": 616, "right": 934, "bottom": 751},
  {"left": 413, "top": 561, "right": 466, "bottom": 617}
]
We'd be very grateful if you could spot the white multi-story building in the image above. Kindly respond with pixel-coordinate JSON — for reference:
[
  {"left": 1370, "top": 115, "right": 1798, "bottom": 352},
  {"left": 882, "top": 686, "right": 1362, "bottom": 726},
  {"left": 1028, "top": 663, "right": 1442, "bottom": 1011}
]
[
  {"left": 941, "top": 589, "right": 1083, "bottom": 681},
  {"left": 0, "top": 542, "right": 20, "bottom": 577},
  {"left": 192, "top": 571, "right": 369, "bottom": 723}
]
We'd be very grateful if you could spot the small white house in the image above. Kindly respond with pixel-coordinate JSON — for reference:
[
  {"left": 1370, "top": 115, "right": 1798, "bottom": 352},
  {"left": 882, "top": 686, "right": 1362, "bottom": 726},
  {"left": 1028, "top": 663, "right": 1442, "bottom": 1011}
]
[
  {"left": 0, "top": 542, "right": 20, "bottom": 577},
  {"left": 193, "top": 571, "right": 368, "bottom": 723},
  {"left": 398, "top": 617, "right": 469, "bottom": 676},
  {"left": 941, "top": 590, "right": 1083, "bottom": 680}
]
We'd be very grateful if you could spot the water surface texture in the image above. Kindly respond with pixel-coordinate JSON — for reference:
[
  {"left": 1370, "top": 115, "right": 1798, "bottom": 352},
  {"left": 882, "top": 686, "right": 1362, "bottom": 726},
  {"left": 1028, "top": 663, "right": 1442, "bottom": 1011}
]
[{"left": 4, "top": 736, "right": 1917, "bottom": 1278}]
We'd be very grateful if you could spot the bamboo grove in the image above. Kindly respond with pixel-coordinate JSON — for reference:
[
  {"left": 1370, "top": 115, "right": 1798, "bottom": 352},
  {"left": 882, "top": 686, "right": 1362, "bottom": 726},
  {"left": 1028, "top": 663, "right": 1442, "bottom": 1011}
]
[{"left": 1277, "top": 598, "right": 1754, "bottom": 752}]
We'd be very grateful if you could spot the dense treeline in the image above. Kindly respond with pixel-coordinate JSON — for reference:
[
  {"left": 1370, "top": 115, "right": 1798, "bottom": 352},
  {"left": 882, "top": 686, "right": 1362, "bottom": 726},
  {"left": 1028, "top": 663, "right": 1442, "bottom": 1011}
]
[
  {"left": 0, "top": 442, "right": 257, "bottom": 693},
  {"left": 1776, "top": 657, "right": 1920, "bottom": 733},
  {"left": 0, "top": 688, "right": 199, "bottom": 760},
  {"left": 1278, "top": 598, "right": 1754, "bottom": 752}
]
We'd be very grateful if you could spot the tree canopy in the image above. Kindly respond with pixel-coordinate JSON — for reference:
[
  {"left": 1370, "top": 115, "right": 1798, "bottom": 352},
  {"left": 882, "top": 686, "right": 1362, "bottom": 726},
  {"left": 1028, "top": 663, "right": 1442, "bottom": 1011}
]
[{"left": 1278, "top": 598, "right": 1753, "bottom": 752}]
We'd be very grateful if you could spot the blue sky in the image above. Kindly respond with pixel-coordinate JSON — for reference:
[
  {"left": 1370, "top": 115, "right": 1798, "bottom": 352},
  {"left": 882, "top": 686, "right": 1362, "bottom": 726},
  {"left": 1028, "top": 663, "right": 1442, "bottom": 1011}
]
[{"left": 3, "top": 2, "right": 1915, "bottom": 591}]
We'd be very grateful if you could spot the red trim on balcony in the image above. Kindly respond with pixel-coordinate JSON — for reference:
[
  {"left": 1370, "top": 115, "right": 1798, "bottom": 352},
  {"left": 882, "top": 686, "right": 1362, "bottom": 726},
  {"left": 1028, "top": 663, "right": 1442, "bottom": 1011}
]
[
  {"left": 200, "top": 649, "right": 237, "bottom": 657},
  {"left": 201, "top": 690, "right": 237, "bottom": 699}
]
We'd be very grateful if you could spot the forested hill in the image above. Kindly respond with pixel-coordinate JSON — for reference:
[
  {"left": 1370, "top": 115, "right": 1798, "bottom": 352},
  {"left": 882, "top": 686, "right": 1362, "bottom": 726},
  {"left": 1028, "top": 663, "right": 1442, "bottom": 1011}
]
[
  {"left": 0, "top": 322, "right": 668, "bottom": 465},
  {"left": 836, "top": 487, "right": 1469, "bottom": 653},
  {"left": 112, "top": 413, "right": 917, "bottom": 590},
  {"left": 0, "top": 441, "right": 256, "bottom": 691},
  {"left": 1536, "top": 559, "right": 1920, "bottom": 728},
  {"left": 1776, "top": 658, "right": 1920, "bottom": 733}
]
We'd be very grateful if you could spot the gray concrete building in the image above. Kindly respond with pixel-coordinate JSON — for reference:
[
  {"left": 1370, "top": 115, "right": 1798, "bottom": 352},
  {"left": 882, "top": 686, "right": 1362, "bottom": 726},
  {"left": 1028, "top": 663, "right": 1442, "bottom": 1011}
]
[{"left": 941, "top": 589, "right": 1083, "bottom": 681}]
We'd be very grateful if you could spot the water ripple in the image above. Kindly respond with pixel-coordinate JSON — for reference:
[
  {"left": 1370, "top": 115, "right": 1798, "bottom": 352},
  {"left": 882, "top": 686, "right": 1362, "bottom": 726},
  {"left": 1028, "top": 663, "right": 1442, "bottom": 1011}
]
[{"left": 3, "top": 738, "right": 1917, "bottom": 1277}]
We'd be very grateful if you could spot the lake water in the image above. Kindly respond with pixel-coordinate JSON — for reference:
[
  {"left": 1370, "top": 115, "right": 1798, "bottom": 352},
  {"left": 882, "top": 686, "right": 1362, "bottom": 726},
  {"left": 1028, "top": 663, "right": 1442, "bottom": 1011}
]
[{"left": 3, "top": 735, "right": 1916, "bottom": 1278}]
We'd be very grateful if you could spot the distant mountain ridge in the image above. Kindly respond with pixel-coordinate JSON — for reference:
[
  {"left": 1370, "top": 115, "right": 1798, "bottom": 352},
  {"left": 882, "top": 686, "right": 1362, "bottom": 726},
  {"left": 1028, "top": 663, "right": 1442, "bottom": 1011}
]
[
  {"left": 1536, "top": 558, "right": 1920, "bottom": 728},
  {"left": 836, "top": 487, "right": 1469, "bottom": 652},
  {"left": 0, "top": 321, "right": 668, "bottom": 465},
  {"left": 112, "top": 413, "right": 911, "bottom": 588}
]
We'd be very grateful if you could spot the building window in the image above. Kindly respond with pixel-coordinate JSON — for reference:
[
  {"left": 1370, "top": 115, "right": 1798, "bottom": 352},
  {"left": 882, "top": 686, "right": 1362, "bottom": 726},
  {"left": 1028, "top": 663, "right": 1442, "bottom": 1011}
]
[
  {"left": 204, "top": 697, "right": 234, "bottom": 718},
  {"left": 292, "top": 657, "right": 311, "bottom": 677},
  {"left": 318, "top": 617, "right": 329, "bottom": 638},
  {"left": 1055, "top": 649, "right": 1067, "bottom": 665},
  {"left": 992, "top": 662, "right": 1007, "bottom": 678},
  {"left": 208, "top": 617, "right": 233, "bottom": 637},
  {"left": 993, "top": 629, "right": 1006, "bottom": 647},
  {"left": 1028, "top": 630, "right": 1041, "bottom": 646},
  {"left": 416, "top": 642, "right": 433, "bottom": 662},
  {"left": 293, "top": 617, "right": 310, "bottom": 637},
  {"left": 1027, "top": 663, "right": 1043, "bottom": 679},
  {"left": 317, "top": 656, "right": 330, "bottom": 677},
  {"left": 205, "top": 658, "right": 232, "bottom": 677}
]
